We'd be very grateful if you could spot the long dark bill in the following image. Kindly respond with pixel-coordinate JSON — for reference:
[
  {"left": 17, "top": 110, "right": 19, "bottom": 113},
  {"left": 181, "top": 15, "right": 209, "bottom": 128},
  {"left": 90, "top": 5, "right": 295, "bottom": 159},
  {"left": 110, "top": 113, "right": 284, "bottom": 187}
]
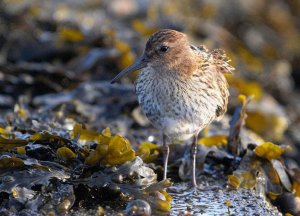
[{"left": 110, "top": 55, "right": 148, "bottom": 84}]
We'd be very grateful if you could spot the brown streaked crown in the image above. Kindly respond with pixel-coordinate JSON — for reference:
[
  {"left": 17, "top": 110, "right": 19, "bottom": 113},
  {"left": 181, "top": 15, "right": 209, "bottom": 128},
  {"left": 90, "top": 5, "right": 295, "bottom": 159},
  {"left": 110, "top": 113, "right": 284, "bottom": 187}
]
[
  {"left": 145, "top": 29, "right": 187, "bottom": 53},
  {"left": 143, "top": 29, "right": 197, "bottom": 75}
]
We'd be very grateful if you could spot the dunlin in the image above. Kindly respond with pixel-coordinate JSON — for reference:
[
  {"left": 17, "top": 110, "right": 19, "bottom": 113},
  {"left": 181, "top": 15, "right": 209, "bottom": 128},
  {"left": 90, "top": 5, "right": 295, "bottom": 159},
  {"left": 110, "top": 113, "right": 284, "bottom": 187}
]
[{"left": 111, "top": 29, "right": 234, "bottom": 187}]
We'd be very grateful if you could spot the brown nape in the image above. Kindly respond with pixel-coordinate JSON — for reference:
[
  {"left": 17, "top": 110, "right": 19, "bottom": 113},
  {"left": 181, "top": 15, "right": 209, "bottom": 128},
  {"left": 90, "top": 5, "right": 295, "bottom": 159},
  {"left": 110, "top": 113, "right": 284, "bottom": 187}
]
[{"left": 165, "top": 48, "right": 198, "bottom": 77}]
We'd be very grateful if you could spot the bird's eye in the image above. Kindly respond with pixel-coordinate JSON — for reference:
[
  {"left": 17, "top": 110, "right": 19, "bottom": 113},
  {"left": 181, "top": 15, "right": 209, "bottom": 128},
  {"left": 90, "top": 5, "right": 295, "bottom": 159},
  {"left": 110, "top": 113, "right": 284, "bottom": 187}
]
[{"left": 159, "top": 45, "right": 169, "bottom": 53}]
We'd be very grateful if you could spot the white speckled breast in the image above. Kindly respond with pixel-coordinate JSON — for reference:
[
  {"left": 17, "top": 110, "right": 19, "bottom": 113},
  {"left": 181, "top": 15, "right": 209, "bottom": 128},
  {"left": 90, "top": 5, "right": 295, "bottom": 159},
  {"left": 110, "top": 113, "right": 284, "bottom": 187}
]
[{"left": 135, "top": 65, "right": 226, "bottom": 142}]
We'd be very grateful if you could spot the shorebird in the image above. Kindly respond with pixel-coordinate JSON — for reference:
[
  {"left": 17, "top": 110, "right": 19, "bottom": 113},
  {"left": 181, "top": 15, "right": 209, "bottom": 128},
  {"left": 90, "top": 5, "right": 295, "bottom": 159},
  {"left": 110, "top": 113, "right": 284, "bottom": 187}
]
[{"left": 111, "top": 29, "right": 234, "bottom": 187}]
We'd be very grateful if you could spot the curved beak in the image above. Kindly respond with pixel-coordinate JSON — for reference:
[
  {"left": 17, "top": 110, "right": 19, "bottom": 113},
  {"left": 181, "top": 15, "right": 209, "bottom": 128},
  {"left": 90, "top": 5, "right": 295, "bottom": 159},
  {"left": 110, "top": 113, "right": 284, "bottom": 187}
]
[{"left": 110, "top": 55, "right": 148, "bottom": 84}]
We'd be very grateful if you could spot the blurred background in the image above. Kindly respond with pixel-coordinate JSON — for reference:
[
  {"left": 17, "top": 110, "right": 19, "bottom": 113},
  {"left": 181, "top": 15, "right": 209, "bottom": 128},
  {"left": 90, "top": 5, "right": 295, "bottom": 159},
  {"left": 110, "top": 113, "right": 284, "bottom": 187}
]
[{"left": 0, "top": 0, "right": 299, "bottom": 160}]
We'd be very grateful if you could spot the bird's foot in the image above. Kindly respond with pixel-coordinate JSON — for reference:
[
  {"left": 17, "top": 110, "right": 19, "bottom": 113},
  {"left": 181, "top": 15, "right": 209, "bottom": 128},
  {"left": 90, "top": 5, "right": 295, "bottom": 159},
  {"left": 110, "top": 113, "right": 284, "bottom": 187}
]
[{"left": 190, "top": 181, "right": 205, "bottom": 191}]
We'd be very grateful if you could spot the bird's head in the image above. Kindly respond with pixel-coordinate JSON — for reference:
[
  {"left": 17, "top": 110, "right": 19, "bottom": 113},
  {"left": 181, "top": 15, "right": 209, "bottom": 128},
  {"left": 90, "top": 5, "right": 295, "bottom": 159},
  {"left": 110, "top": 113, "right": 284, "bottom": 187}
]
[{"left": 111, "top": 29, "right": 197, "bottom": 83}]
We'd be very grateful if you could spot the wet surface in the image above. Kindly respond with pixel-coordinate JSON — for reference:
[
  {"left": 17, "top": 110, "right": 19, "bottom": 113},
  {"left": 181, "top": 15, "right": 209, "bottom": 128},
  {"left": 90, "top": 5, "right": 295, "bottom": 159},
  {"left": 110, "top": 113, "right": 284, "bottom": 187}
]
[{"left": 170, "top": 178, "right": 281, "bottom": 216}]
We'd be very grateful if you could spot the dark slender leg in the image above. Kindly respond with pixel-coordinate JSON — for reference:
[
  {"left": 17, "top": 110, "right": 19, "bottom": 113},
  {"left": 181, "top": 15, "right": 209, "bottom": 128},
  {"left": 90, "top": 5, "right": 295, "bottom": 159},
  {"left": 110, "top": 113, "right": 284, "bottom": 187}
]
[
  {"left": 162, "top": 134, "right": 169, "bottom": 180},
  {"left": 191, "top": 131, "right": 199, "bottom": 187}
]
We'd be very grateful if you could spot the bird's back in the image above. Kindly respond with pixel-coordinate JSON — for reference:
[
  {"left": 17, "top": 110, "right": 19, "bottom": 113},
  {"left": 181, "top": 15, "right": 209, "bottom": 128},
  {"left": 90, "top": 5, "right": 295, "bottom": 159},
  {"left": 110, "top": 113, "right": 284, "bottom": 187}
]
[{"left": 191, "top": 45, "right": 233, "bottom": 120}]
